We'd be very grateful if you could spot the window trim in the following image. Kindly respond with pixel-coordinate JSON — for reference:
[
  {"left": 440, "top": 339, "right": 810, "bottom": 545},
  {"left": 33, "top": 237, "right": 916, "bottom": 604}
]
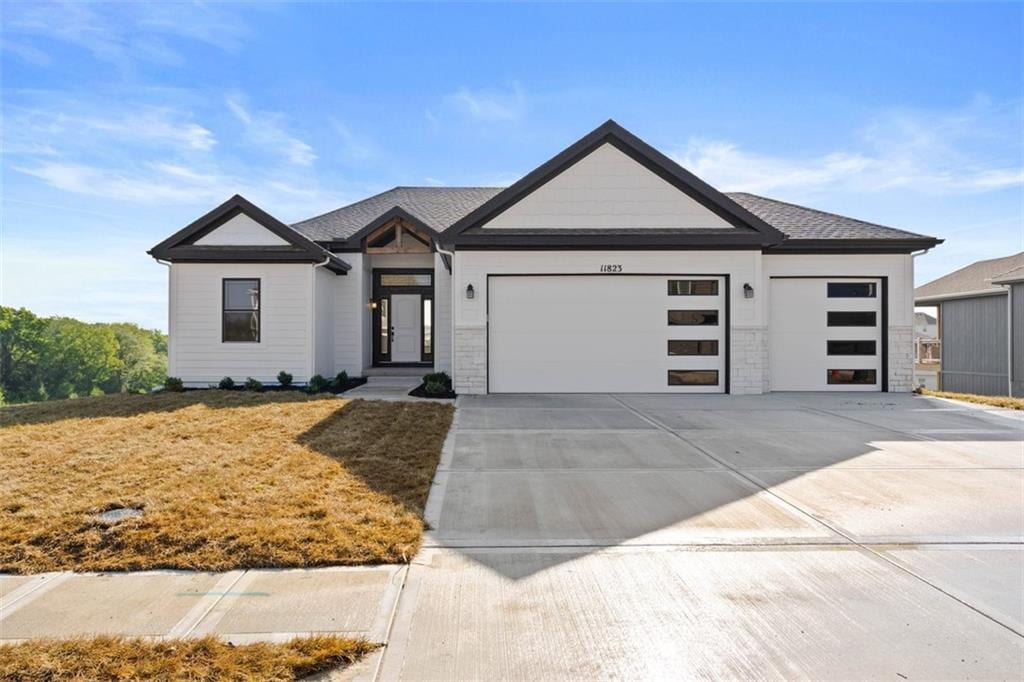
[
  {"left": 667, "top": 279, "right": 719, "bottom": 296},
  {"left": 668, "top": 369, "right": 720, "bottom": 386},
  {"left": 668, "top": 339, "right": 719, "bottom": 356},
  {"left": 222, "top": 278, "right": 261, "bottom": 343},
  {"left": 827, "top": 340, "right": 877, "bottom": 356}
]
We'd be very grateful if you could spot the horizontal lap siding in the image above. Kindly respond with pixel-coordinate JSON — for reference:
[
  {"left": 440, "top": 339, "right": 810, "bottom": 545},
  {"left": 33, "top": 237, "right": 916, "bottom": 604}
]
[
  {"left": 170, "top": 263, "right": 311, "bottom": 385},
  {"left": 940, "top": 295, "right": 1008, "bottom": 396}
]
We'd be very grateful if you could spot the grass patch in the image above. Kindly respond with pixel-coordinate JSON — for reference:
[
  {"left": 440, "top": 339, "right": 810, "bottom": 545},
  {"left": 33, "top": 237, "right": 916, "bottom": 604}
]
[
  {"left": 915, "top": 387, "right": 1024, "bottom": 411},
  {"left": 0, "top": 391, "right": 453, "bottom": 573},
  {"left": 0, "top": 634, "right": 376, "bottom": 681}
]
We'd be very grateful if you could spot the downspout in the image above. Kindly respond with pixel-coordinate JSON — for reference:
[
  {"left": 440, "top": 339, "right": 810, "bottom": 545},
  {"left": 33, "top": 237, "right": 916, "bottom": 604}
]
[
  {"left": 435, "top": 244, "right": 457, "bottom": 381},
  {"left": 910, "top": 247, "right": 934, "bottom": 390},
  {"left": 153, "top": 258, "right": 173, "bottom": 383},
  {"left": 309, "top": 254, "right": 333, "bottom": 383}
]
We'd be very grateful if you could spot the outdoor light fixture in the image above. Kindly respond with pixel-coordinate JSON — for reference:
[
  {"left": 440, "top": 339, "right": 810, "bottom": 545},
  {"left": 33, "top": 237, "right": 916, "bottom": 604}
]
[
  {"left": 743, "top": 283, "right": 754, "bottom": 299},
  {"left": 368, "top": 299, "right": 378, "bottom": 310},
  {"left": 466, "top": 284, "right": 475, "bottom": 300}
]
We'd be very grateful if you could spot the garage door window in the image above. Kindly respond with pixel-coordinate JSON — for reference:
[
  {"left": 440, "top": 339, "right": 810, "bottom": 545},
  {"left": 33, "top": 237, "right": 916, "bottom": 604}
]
[
  {"left": 668, "top": 279, "right": 718, "bottom": 296},
  {"left": 668, "top": 340, "right": 718, "bottom": 356},
  {"left": 828, "top": 282, "right": 876, "bottom": 298},
  {"left": 827, "top": 311, "right": 876, "bottom": 326},
  {"left": 668, "top": 370, "right": 718, "bottom": 386},
  {"left": 668, "top": 310, "right": 718, "bottom": 326},
  {"left": 827, "top": 340, "right": 876, "bottom": 356},
  {"left": 827, "top": 369, "right": 877, "bottom": 385}
]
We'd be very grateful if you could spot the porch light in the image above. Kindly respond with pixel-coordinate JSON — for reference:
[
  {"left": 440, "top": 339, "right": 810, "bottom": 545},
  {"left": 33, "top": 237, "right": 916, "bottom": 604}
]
[
  {"left": 368, "top": 299, "right": 378, "bottom": 310},
  {"left": 743, "top": 283, "right": 754, "bottom": 299},
  {"left": 466, "top": 284, "right": 475, "bottom": 300}
]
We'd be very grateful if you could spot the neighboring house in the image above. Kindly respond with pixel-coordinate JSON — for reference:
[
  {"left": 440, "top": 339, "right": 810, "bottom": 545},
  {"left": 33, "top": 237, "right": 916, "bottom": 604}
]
[
  {"left": 914, "top": 311, "right": 937, "bottom": 339},
  {"left": 915, "top": 252, "right": 1024, "bottom": 396},
  {"left": 149, "top": 120, "right": 942, "bottom": 394}
]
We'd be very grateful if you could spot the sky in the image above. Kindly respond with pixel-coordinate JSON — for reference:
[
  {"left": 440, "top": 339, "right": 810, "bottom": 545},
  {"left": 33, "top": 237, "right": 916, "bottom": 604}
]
[{"left": 2, "top": 1, "right": 1022, "bottom": 331}]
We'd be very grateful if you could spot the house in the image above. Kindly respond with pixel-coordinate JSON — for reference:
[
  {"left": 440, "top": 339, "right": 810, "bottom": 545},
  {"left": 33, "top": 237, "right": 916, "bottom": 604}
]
[
  {"left": 915, "top": 252, "right": 1024, "bottom": 396},
  {"left": 149, "top": 120, "right": 942, "bottom": 394},
  {"left": 914, "top": 311, "right": 937, "bottom": 339}
]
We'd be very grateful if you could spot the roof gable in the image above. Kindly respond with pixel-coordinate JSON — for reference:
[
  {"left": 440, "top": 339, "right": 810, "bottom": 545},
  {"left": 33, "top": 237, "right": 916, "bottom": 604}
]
[
  {"left": 193, "top": 212, "right": 291, "bottom": 246},
  {"left": 915, "top": 252, "right": 1024, "bottom": 302},
  {"left": 441, "top": 120, "right": 785, "bottom": 248}
]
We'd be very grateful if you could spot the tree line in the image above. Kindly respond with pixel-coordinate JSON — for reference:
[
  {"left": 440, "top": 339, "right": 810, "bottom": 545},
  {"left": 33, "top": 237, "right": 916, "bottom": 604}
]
[{"left": 0, "top": 307, "right": 167, "bottom": 405}]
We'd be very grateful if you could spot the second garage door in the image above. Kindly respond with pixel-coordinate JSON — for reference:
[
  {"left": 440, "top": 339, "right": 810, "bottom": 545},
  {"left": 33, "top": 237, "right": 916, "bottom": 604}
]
[{"left": 488, "top": 275, "right": 726, "bottom": 393}]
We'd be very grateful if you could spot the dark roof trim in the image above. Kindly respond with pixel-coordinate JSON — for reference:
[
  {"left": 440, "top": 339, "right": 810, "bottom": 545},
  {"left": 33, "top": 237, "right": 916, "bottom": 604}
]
[
  {"left": 451, "top": 231, "right": 771, "bottom": 249},
  {"left": 765, "top": 237, "right": 943, "bottom": 255},
  {"left": 319, "top": 206, "right": 437, "bottom": 250},
  {"left": 148, "top": 194, "right": 350, "bottom": 273},
  {"left": 441, "top": 119, "right": 786, "bottom": 247}
]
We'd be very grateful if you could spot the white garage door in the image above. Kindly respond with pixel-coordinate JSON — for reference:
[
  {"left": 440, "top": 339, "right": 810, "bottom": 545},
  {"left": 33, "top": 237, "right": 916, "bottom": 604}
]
[
  {"left": 488, "top": 275, "right": 726, "bottom": 393},
  {"left": 769, "top": 278, "right": 883, "bottom": 391}
]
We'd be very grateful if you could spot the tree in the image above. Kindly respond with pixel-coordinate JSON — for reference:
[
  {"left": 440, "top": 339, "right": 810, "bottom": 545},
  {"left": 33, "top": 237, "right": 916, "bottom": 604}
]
[
  {"left": 40, "top": 317, "right": 122, "bottom": 399},
  {"left": 110, "top": 323, "right": 167, "bottom": 393},
  {"left": 0, "top": 307, "right": 47, "bottom": 403}
]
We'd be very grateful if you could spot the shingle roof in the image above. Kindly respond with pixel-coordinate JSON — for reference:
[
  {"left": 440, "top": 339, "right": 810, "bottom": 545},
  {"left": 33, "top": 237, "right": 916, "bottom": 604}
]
[
  {"left": 289, "top": 186, "right": 936, "bottom": 246},
  {"left": 291, "top": 187, "right": 503, "bottom": 242},
  {"left": 724, "top": 192, "right": 934, "bottom": 241},
  {"left": 915, "top": 252, "right": 1024, "bottom": 302}
]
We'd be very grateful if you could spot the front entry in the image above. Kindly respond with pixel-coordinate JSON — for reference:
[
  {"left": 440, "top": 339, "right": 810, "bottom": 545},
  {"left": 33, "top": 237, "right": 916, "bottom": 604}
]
[{"left": 372, "top": 269, "right": 434, "bottom": 366}]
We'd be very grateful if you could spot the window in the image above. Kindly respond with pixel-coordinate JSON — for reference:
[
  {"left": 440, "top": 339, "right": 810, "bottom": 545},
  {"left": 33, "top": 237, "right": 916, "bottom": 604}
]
[
  {"left": 668, "top": 310, "right": 718, "bottom": 326},
  {"left": 668, "top": 279, "right": 718, "bottom": 296},
  {"left": 380, "top": 273, "right": 432, "bottom": 287},
  {"left": 668, "top": 370, "right": 719, "bottom": 386},
  {"left": 668, "top": 340, "right": 718, "bottom": 356},
  {"left": 422, "top": 298, "right": 433, "bottom": 357},
  {"left": 827, "top": 369, "right": 877, "bottom": 385},
  {"left": 827, "top": 311, "right": 877, "bottom": 327},
  {"left": 827, "top": 340, "right": 877, "bottom": 356},
  {"left": 223, "top": 279, "right": 260, "bottom": 342},
  {"left": 379, "top": 298, "right": 389, "bottom": 356},
  {"left": 828, "top": 282, "right": 876, "bottom": 298}
]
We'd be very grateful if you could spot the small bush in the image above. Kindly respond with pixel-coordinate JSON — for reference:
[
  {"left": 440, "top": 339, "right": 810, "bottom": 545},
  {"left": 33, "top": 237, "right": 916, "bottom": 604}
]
[
  {"left": 244, "top": 377, "right": 263, "bottom": 392},
  {"left": 422, "top": 371, "right": 451, "bottom": 388},
  {"left": 423, "top": 380, "right": 448, "bottom": 396},
  {"left": 307, "top": 374, "right": 330, "bottom": 393},
  {"left": 333, "top": 370, "right": 350, "bottom": 387},
  {"left": 277, "top": 371, "right": 293, "bottom": 387},
  {"left": 163, "top": 377, "right": 184, "bottom": 392},
  {"left": 218, "top": 376, "right": 235, "bottom": 390}
]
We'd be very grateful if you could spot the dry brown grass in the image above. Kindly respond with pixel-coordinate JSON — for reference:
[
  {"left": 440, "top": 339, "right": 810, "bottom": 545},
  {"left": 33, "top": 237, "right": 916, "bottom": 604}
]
[
  {"left": 0, "top": 634, "right": 377, "bottom": 681},
  {"left": 916, "top": 388, "right": 1024, "bottom": 410},
  {"left": 0, "top": 391, "right": 453, "bottom": 573}
]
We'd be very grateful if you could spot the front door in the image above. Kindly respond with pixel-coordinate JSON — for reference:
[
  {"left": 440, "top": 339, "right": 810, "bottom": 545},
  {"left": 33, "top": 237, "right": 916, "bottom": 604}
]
[{"left": 390, "top": 294, "right": 422, "bottom": 362}]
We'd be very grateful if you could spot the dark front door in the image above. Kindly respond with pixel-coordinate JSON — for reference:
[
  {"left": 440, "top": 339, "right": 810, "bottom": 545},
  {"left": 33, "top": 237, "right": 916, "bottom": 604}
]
[{"left": 372, "top": 269, "right": 434, "bottom": 366}]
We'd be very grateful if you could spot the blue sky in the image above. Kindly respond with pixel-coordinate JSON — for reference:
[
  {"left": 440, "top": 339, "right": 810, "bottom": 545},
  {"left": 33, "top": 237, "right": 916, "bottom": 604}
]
[{"left": 2, "top": 1, "right": 1021, "bottom": 330}]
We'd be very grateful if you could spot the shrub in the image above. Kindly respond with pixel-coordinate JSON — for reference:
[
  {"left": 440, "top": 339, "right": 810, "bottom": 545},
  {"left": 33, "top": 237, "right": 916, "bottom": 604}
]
[
  {"left": 218, "top": 376, "right": 235, "bottom": 390},
  {"left": 422, "top": 371, "right": 451, "bottom": 388},
  {"left": 163, "top": 377, "right": 184, "bottom": 392},
  {"left": 277, "top": 371, "right": 293, "bottom": 387},
  {"left": 424, "top": 380, "right": 449, "bottom": 396},
  {"left": 307, "top": 374, "right": 330, "bottom": 393},
  {"left": 333, "top": 370, "right": 349, "bottom": 387},
  {"left": 244, "top": 377, "right": 262, "bottom": 392}
]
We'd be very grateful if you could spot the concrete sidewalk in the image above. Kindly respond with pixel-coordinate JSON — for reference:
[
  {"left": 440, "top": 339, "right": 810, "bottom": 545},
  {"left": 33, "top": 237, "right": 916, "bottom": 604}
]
[{"left": 0, "top": 565, "right": 405, "bottom": 646}]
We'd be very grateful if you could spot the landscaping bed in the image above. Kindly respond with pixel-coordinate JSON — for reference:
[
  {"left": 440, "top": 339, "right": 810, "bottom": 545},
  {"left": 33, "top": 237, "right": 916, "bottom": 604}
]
[
  {"left": 0, "top": 635, "right": 376, "bottom": 681},
  {"left": 408, "top": 371, "right": 457, "bottom": 400},
  {"left": 0, "top": 391, "right": 453, "bottom": 573},
  {"left": 915, "top": 387, "right": 1024, "bottom": 410}
]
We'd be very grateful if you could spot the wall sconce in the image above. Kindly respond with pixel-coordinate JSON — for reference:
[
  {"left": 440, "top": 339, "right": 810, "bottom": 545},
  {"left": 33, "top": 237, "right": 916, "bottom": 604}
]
[
  {"left": 368, "top": 299, "right": 378, "bottom": 310},
  {"left": 466, "top": 284, "right": 475, "bottom": 300},
  {"left": 743, "top": 283, "right": 754, "bottom": 299}
]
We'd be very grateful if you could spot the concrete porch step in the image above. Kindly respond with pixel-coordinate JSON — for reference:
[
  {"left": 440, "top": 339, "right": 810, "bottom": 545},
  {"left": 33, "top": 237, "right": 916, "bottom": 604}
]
[{"left": 362, "top": 366, "right": 432, "bottom": 378}]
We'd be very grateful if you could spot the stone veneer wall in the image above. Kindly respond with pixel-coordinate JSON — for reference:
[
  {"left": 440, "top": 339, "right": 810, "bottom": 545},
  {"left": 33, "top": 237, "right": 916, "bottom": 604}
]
[
  {"left": 454, "top": 326, "right": 487, "bottom": 394},
  {"left": 730, "top": 326, "right": 769, "bottom": 395},
  {"left": 888, "top": 325, "right": 914, "bottom": 392}
]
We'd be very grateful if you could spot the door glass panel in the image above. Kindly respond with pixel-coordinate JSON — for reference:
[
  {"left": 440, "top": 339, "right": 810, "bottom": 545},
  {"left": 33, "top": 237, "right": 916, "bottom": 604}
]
[
  {"left": 827, "top": 369, "right": 877, "bottom": 384},
  {"left": 827, "top": 282, "right": 876, "bottom": 298},
  {"left": 380, "top": 273, "right": 432, "bottom": 287},
  {"left": 827, "top": 340, "right": 876, "bottom": 356},
  {"left": 379, "top": 298, "right": 389, "bottom": 355},
  {"left": 668, "top": 340, "right": 718, "bottom": 356},
  {"left": 668, "top": 370, "right": 719, "bottom": 386},
  {"left": 422, "top": 299, "right": 432, "bottom": 355},
  {"left": 668, "top": 310, "right": 718, "bottom": 326},
  {"left": 827, "top": 311, "right": 876, "bottom": 326},
  {"left": 668, "top": 280, "right": 718, "bottom": 296}
]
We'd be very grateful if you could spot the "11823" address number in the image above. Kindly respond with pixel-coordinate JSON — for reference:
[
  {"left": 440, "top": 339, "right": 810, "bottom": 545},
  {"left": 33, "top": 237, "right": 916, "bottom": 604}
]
[{"left": 599, "top": 264, "right": 623, "bottom": 273}]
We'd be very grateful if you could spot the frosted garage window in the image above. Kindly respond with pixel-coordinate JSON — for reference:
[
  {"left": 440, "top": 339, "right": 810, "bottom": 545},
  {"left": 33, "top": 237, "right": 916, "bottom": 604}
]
[
  {"left": 668, "top": 370, "right": 719, "bottom": 386},
  {"left": 828, "top": 282, "right": 876, "bottom": 298},
  {"left": 827, "top": 340, "right": 876, "bottom": 356},
  {"left": 827, "top": 369, "right": 877, "bottom": 385},
  {"left": 668, "top": 340, "right": 718, "bottom": 356},
  {"left": 668, "top": 280, "right": 718, "bottom": 296},
  {"left": 827, "top": 311, "right": 876, "bottom": 327},
  {"left": 668, "top": 310, "right": 718, "bottom": 326}
]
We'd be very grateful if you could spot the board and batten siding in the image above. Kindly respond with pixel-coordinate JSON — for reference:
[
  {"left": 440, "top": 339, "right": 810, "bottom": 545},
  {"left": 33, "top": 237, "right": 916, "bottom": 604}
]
[
  {"left": 334, "top": 253, "right": 366, "bottom": 376},
  {"left": 1012, "top": 283, "right": 1024, "bottom": 397},
  {"left": 313, "top": 266, "right": 335, "bottom": 378},
  {"left": 940, "top": 294, "right": 1008, "bottom": 396},
  {"left": 169, "top": 262, "right": 313, "bottom": 386}
]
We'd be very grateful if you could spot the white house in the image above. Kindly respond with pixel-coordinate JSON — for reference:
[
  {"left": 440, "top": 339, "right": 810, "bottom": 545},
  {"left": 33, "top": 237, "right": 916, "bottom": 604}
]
[{"left": 149, "top": 120, "right": 942, "bottom": 394}]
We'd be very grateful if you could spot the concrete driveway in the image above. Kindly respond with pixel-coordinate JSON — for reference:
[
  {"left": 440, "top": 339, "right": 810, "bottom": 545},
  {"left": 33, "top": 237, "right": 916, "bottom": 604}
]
[{"left": 376, "top": 393, "right": 1024, "bottom": 680}]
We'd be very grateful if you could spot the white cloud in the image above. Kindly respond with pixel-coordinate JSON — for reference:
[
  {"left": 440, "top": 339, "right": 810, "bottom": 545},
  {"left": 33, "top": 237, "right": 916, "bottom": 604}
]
[
  {"left": 446, "top": 83, "right": 527, "bottom": 123},
  {"left": 226, "top": 94, "right": 317, "bottom": 166},
  {"left": 671, "top": 101, "right": 1023, "bottom": 197},
  {"left": 13, "top": 161, "right": 233, "bottom": 204}
]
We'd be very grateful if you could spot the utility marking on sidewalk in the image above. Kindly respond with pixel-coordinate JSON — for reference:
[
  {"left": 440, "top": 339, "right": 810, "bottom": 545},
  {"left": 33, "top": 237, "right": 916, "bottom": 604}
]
[
  {"left": 185, "top": 570, "right": 261, "bottom": 637},
  {"left": 166, "top": 570, "right": 246, "bottom": 638}
]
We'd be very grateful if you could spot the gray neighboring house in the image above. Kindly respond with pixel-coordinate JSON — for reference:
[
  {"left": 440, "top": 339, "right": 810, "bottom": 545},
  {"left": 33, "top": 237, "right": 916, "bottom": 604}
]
[{"left": 915, "top": 252, "right": 1024, "bottom": 396}]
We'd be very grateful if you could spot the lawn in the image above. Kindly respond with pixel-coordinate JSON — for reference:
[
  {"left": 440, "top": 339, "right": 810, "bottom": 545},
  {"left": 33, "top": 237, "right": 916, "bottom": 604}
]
[
  {"left": 0, "top": 635, "right": 376, "bottom": 681},
  {"left": 916, "top": 388, "right": 1024, "bottom": 410},
  {"left": 0, "top": 391, "right": 453, "bottom": 573}
]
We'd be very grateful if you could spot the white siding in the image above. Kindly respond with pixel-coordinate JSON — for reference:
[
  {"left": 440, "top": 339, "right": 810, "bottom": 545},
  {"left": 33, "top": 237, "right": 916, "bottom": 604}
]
[
  {"left": 434, "top": 253, "right": 452, "bottom": 372},
  {"left": 168, "top": 263, "right": 312, "bottom": 386},
  {"left": 334, "top": 253, "right": 367, "bottom": 375},
  {"left": 193, "top": 213, "right": 290, "bottom": 246},
  {"left": 313, "top": 266, "right": 335, "bottom": 377},
  {"left": 482, "top": 143, "right": 734, "bottom": 230}
]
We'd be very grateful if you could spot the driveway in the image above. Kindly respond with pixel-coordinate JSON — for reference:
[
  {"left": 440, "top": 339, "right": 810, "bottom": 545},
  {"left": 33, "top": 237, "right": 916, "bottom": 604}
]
[{"left": 376, "top": 393, "right": 1024, "bottom": 680}]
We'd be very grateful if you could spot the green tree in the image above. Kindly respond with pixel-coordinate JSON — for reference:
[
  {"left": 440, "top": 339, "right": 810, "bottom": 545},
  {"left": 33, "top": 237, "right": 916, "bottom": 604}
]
[
  {"left": 40, "top": 318, "right": 123, "bottom": 399},
  {"left": 0, "top": 307, "right": 47, "bottom": 403},
  {"left": 110, "top": 323, "right": 167, "bottom": 393}
]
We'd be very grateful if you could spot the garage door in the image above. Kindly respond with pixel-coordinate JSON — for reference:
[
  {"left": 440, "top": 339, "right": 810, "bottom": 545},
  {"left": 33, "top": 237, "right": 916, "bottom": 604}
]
[
  {"left": 769, "top": 278, "right": 883, "bottom": 391},
  {"left": 488, "top": 275, "right": 726, "bottom": 393}
]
